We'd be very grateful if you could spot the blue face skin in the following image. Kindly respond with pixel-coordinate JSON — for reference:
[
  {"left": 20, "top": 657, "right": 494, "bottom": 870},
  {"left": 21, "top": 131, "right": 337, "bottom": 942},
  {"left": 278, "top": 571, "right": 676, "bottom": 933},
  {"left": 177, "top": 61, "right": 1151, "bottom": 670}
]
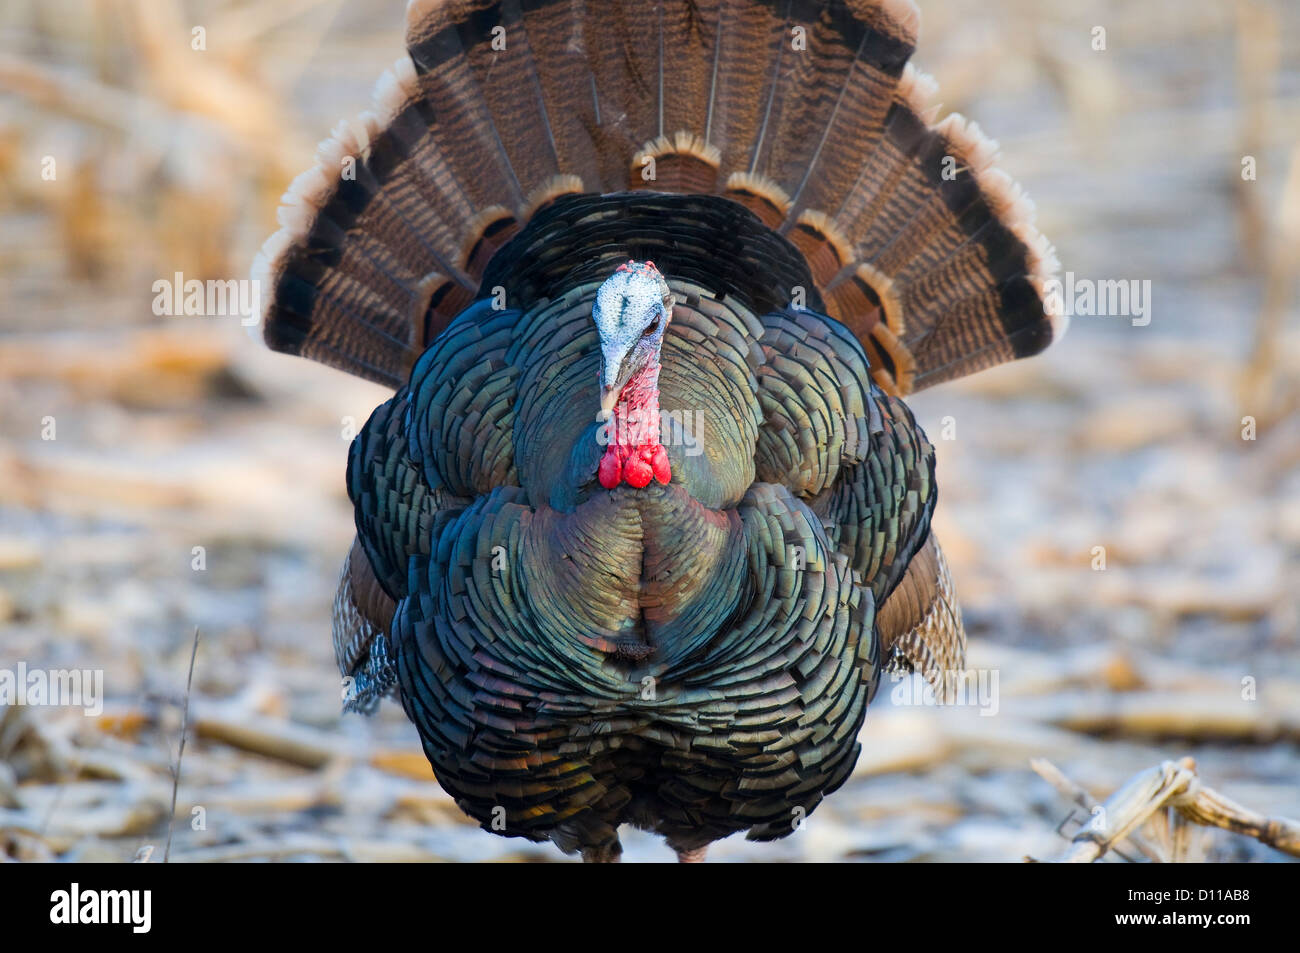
[{"left": 593, "top": 264, "right": 674, "bottom": 414}]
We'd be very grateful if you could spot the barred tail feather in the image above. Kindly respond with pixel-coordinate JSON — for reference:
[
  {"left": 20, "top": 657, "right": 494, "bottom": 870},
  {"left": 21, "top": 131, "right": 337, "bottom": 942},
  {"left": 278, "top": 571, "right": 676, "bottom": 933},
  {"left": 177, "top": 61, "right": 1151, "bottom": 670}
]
[{"left": 257, "top": 0, "right": 1061, "bottom": 394}]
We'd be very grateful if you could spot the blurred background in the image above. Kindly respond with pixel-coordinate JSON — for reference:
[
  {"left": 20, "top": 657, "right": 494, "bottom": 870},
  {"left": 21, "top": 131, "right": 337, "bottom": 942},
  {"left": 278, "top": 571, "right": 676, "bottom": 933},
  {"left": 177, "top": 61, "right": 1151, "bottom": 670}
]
[{"left": 0, "top": 0, "right": 1296, "bottom": 862}]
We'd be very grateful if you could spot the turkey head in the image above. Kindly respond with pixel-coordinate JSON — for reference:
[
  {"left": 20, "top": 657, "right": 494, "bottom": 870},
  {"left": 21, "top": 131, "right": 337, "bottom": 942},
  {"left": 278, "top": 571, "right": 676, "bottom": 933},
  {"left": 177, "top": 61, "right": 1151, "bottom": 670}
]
[{"left": 594, "top": 261, "right": 675, "bottom": 490}]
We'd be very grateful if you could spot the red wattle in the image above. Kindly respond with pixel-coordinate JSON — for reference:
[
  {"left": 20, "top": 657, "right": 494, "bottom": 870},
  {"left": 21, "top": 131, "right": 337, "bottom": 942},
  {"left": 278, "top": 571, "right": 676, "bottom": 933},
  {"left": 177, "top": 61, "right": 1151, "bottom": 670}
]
[
  {"left": 597, "top": 447, "right": 623, "bottom": 489},
  {"left": 649, "top": 444, "right": 671, "bottom": 484},
  {"left": 623, "top": 452, "right": 653, "bottom": 488}
]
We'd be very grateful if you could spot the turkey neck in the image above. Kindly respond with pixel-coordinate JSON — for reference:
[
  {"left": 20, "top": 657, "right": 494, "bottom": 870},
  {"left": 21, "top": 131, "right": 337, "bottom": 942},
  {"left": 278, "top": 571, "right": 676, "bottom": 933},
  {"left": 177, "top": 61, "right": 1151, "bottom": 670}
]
[{"left": 610, "top": 353, "right": 661, "bottom": 450}]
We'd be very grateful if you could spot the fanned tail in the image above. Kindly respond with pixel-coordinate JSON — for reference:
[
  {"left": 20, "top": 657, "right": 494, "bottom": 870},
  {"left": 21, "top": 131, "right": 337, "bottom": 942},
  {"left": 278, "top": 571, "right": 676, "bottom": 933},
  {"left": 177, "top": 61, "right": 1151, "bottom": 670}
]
[{"left": 256, "top": 0, "right": 1062, "bottom": 393}]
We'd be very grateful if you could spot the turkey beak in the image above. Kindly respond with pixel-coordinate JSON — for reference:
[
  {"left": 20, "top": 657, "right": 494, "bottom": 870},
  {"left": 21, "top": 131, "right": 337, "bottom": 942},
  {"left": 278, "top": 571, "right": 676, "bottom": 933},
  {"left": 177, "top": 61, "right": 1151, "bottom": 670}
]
[
  {"left": 599, "top": 349, "right": 631, "bottom": 415},
  {"left": 600, "top": 384, "right": 620, "bottom": 417}
]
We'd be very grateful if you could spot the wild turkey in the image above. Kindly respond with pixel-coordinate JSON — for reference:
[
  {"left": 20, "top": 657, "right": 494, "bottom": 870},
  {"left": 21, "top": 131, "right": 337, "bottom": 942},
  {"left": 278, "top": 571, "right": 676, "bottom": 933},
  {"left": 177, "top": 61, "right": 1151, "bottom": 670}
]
[{"left": 255, "top": 0, "right": 1063, "bottom": 862}]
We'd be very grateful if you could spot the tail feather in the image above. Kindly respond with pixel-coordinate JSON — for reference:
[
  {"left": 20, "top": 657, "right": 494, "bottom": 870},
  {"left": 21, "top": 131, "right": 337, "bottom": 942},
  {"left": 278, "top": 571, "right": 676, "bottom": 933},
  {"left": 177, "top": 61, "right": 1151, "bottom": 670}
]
[
  {"left": 659, "top": 0, "right": 716, "bottom": 147},
  {"left": 258, "top": 0, "right": 1061, "bottom": 393},
  {"left": 505, "top": 3, "right": 607, "bottom": 188},
  {"left": 767, "top": 3, "right": 916, "bottom": 215},
  {"left": 411, "top": 28, "right": 528, "bottom": 209},
  {"left": 714, "top": 3, "right": 789, "bottom": 177}
]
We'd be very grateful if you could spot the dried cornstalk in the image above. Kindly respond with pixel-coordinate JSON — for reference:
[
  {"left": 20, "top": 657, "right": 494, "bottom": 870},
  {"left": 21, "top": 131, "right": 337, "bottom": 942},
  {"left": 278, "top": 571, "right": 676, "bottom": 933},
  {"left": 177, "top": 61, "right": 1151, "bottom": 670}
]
[
  {"left": 192, "top": 709, "right": 342, "bottom": 769},
  {"left": 1020, "top": 690, "right": 1300, "bottom": 742},
  {"left": 1030, "top": 758, "right": 1164, "bottom": 863},
  {"left": 1035, "top": 757, "right": 1300, "bottom": 862},
  {"left": 1175, "top": 780, "right": 1300, "bottom": 856}
]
